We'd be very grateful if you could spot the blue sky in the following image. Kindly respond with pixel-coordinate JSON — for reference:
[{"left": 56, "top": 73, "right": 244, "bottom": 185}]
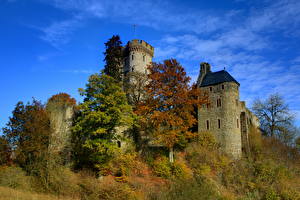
[{"left": 1, "top": 0, "right": 300, "bottom": 129}]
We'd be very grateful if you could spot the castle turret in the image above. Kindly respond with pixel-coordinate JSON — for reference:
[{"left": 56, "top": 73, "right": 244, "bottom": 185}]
[
  {"left": 197, "top": 62, "right": 211, "bottom": 86},
  {"left": 123, "top": 39, "right": 154, "bottom": 76},
  {"left": 197, "top": 64, "right": 242, "bottom": 158}
]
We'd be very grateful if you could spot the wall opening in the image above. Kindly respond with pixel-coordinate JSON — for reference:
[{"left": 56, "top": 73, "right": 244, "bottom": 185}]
[
  {"left": 206, "top": 120, "right": 210, "bottom": 130},
  {"left": 217, "top": 99, "right": 222, "bottom": 107},
  {"left": 218, "top": 119, "right": 221, "bottom": 129},
  {"left": 117, "top": 141, "right": 121, "bottom": 148}
]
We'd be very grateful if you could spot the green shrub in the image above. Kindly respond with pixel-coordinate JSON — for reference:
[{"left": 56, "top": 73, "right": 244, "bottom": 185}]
[
  {"left": 0, "top": 166, "right": 31, "bottom": 190},
  {"left": 152, "top": 156, "right": 172, "bottom": 178}
]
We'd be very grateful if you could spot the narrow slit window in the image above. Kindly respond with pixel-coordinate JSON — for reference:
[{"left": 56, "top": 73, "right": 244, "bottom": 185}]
[
  {"left": 218, "top": 119, "right": 221, "bottom": 129},
  {"left": 237, "top": 119, "right": 239, "bottom": 128},
  {"left": 209, "top": 87, "right": 212, "bottom": 92},
  {"left": 143, "top": 55, "right": 145, "bottom": 62},
  {"left": 206, "top": 120, "right": 210, "bottom": 130},
  {"left": 217, "top": 99, "right": 222, "bottom": 107},
  {"left": 132, "top": 54, "right": 134, "bottom": 60},
  {"left": 222, "top": 85, "right": 224, "bottom": 89}
]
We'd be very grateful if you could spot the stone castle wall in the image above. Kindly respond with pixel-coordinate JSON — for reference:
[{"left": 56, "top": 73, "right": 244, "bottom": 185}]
[{"left": 198, "top": 82, "right": 242, "bottom": 158}]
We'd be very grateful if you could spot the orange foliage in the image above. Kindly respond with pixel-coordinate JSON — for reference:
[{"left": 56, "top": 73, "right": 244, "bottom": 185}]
[
  {"left": 47, "top": 93, "right": 76, "bottom": 107},
  {"left": 136, "top": 59, "right": 208, "bottom": 149}
]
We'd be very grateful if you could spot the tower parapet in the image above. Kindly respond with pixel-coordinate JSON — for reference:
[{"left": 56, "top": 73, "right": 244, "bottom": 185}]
[
  {"left": 126, "top": 39, "right": 154, "bottom": 57},
  {"left": 123, "top": 39, "right": 154, "bottom": 75}
]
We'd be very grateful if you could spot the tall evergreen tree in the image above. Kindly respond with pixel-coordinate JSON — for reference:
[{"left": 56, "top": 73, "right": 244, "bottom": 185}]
[
  {"left": 103, "top": 35, "right": 123, "bottom": 82},
  {"left": 72, "top": 73, "right": 135, "bottom": 171}
]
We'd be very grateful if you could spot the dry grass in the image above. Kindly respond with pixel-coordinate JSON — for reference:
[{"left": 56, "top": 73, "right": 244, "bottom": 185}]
[{"left": 0, "top": 186, "right": 79, "bottom": 200}]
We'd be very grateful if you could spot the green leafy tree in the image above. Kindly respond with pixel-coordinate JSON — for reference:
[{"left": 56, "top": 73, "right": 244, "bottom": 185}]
[
  {"left": 2, "top": 100, "right": 51, "bottom": 174},
  {"left": 72, "top": 73, "right": 135, "bottom": 171},
  {"left": 136, "top": 59, "right": 207, "bottom": 162},
  {"left": 103, "top": 35, "right": 123, "bottom": 82}
]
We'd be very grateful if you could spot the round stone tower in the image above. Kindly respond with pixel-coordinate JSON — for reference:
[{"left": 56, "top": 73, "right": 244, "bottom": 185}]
[
  {"left": 123, "top": 39, "right": 154, "bottom": 75},
  {"left": 197, "top": 63, "right": 242, "bottom": 158}
]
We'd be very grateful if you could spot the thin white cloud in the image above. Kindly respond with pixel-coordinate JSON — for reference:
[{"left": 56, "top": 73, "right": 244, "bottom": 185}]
[
  {"left": 59, "top": 69, "right": 97, "bottom": 74},
  {"left": 40, "top": 15, "right": 84, "bottom": 48}
]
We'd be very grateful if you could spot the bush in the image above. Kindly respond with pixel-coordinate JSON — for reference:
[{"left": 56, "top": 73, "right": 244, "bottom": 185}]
[
  {"left": 0, "top": 166, "right": 31, "bottom": 190},
  {"left": 154, "top": 176, "right": 223, "bottom": 200}
]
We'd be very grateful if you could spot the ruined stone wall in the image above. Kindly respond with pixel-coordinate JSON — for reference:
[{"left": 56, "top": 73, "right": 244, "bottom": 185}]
[
  {"left": 198, "top": 82, "right": 242, "bottom": 158},
  {"left": 240, "top": 102, "right": 260, "bottom": 154},
  {"left": 47, "top": 105, "right": 74, "bottom": 159}
]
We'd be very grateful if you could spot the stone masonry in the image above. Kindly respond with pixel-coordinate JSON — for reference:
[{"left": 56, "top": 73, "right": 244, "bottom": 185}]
[{"left": 197, "top": 63, "right": 259, "bottom": 158}]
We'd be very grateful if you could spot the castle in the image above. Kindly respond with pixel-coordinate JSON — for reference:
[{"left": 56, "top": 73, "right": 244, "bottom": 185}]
[
  {"left": 48, "top": 39, "right": 259, "bottom": 159},
  {"left": 121, "top": 39, "right": 259, "bottom": 158}
]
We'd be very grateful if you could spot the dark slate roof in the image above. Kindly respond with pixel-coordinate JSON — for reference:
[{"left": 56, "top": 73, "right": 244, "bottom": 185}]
[{"left": 200, "top": 70, "right": 240, "bottom": 87}]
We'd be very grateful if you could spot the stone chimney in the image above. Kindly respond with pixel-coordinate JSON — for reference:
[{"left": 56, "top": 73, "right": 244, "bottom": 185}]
[{"left": 197, "top": 62, "right": 211, "bottom": 86}]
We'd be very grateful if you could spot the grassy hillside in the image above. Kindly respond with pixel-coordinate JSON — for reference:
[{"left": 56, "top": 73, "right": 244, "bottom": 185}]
[
  {"left": 0, "top": 131, "right": 299, "bottom": 200},
  {"left": 0, "top": 186, "right": 77, "bottom": 200}
]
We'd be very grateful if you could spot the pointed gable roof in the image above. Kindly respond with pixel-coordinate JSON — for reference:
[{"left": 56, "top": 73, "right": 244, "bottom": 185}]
[{"left": 200, "top": 70, "right": 239, "bottom": 87}]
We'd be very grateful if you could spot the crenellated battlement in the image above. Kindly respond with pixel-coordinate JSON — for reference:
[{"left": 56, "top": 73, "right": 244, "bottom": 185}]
[{"left": 127, "top": 39, "right": 154, "bottom": 57}]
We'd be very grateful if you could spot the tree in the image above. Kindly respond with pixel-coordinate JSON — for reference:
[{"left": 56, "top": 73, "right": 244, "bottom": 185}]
[
  {"left": 252, "top": 93, "right": 296, "bottom": 144},
  {"left": 2, "top": 100, "right": 51, "bottom": 174},
  {"left": 136, "top": 59, "right": 207, "bottom": 162},
  {"left": 103, "top": 35, "right": 123, "bottom": 82},
  {"left": 0, "top": 136, "right": 10, "bottom": 165},
  {"left": 72, "top": 73, "right": 135, "bottom": 171},
  {"left": 123, "top": 71, "right": 148, "bottom": 107},
  {"left": 296, "top": 136, "right": 300, "bottom": 151}
]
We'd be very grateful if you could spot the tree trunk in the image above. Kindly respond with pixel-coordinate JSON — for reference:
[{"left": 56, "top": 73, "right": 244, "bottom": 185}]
[{"left": 169, "top": 147, "right": 174, "bottom": 163}]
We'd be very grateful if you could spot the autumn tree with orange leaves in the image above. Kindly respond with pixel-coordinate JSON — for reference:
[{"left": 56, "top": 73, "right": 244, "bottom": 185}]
[{"left": 136, "top": 59, "right": 208, "bottom": 162}]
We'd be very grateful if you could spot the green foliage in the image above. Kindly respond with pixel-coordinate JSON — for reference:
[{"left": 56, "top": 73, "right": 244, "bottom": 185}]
[
  {"left": 198, "top": 131, "right": 218, "bottom": 149},
  {"left": 0, "top": 166, "right": 31, "bottom": 190},
  {"left": 72, "top": 73, "right": 135, "bottom": 171},
  {"left": 152, "top": 155, "right": 191, "bottom": 179},
  {"left": 103, "top": 35, "right": 123, "bottom": 82}
]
